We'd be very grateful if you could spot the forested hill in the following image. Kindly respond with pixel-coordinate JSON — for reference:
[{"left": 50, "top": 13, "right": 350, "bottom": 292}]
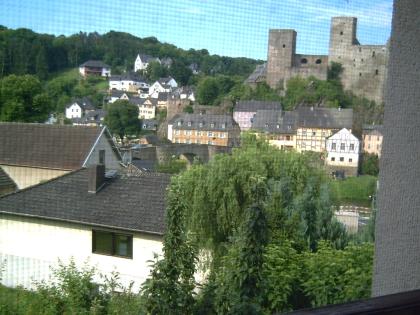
[{"left": 0, "top": 26, "right": 262, "bottom": 79}]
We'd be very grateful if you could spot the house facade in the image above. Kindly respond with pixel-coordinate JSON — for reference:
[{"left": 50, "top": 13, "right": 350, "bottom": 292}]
[
  {"left": 130, "top": 98, "right": 156, "bottom": 119},
  {"left": 362, "top": 125, "right": 383, "bottom": 157},
  {"left": 0, "top": 166, "right": 170, "bottom": 290},
  {"left": 134, "top": 54, "right": 160, "bottom": 72},
  {"left": 65, "top": 98, "right": 95, "bottom": 119},
  {"left": 168, "top": 114, "right": 240, "bottom": 147},
  {"left": 79, "top": 60, "right": 111, "bottom": 77},
  {"left": 109, "top": 73, "right": 149, "bottom": 92},
  {"left": 0, "top": 123, "right": 121, "bottom": 189},
  {"left": 325, "top": 128, "right": 360, "bottom": 176},
  {"left": 251, "top": 109, "right": 297, "bottom": 150},
  {"left": 295, "top": 107, "right": 353, "bottom": 153},
  {"left": 233, "top": 100, "right": 282, "bottom": 131}
]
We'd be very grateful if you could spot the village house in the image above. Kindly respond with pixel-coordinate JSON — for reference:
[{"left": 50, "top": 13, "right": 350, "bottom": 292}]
[
  {"left": 168, "top": 113, "right": 240, "bottom": 147},
  {"left": 134, "top": 54, "right": 160, "bottom": 72},
  {"left": 0, "top": 164, "right": 170, "bottom": 290},
  {"left": 109, "top": 73, "right": 149, "bottom": 92},
  {"left": 72, "top": 109, "right": 106, "bottom": 127},
  {"left": 362, "top": 125, "right": 383, "bottom": 157},
  {"left": 325, "top": 128, "right": 360, "bottom": 176},
  {"left": 157, "top": 92, "right": 169, "bottom": 109},
  {"left": 65, "top": 98, "right": 96, "bottom": 119},
  {"left": 295, "top": 107, "right": 353, "bottom": 153},
  {"left": 179, "top": 86, "right": 196, "bottom": 102},
  {"left": 233, "top": 100, "right": 282, "bottom": 131},
  {"left": 0, "top": 123, "right": 122, "bottom": 189},
  {"left": 188, "top": 63, "right": 199, "bottom": 74},
  {"left": 79, "top": 60, "right": 111, "bottom": 78},
  {"left": 129, "top": 98, "right": 157, "bottom": 120},
  {"left": 108, "top": 91, "right": 131, "bottom": 104},
  {"left": 251, "top": 109, "right": 298, "bottom": 150},
  {"left": 141, "top": 119, "right": 158, "bottom": 131},
  {"left": 160, "top": 57, "right": 173, "bottom": 68},
  {"left": 149, "top": 77, "right": 178, "bottom": 98}
]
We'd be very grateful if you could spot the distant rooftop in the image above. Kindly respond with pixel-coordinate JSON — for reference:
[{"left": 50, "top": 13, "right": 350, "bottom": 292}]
[
  {"left": 79, "top": 60, "right": 110, "bottom": 68},
  {"left": 235, "top": 100, "right": 281, "bottom": 112}
]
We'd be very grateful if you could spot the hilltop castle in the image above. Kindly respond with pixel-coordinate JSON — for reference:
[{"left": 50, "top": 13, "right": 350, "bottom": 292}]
[{"left": 247, "top": 17, "right": 388, "bottom": 104}]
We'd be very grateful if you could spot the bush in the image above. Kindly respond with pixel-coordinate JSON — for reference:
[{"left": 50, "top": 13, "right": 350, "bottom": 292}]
[{"left": 329, "top": 175, "right": 377, "bottom": 205}]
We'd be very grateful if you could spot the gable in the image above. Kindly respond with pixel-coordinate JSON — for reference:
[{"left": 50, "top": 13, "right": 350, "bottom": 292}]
[{"left": 0, "top": 123, "right": 104, "bottom": 170}]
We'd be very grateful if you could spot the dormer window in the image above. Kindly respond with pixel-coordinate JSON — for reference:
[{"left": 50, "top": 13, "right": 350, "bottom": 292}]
[
  {"left": 276, "top": 124, "right": 280, "bottom": 129},
  {"left": 199, "top": 122, "right": 203, "bottom": 128},
  {"left": 188, "top": 121, "right": 192, "bottom": 127},
  {"left": 221, "top": 123, "right": 226, "bottom": 129},
  {"left": 265, "top": 123, "right": 269, "bottom": 128},
  {"left": 177, "top": 121, "right": 182, "bottom": 126},
  {"left": 210, "top": 123, "right": 215, "bottom": 128}
]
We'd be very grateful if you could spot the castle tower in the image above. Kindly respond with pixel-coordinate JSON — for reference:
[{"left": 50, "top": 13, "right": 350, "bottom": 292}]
[
  {"left": 329, "top": 17, "right": 358, "bottom": 62},
  {"left": 266, "top": 29, "right": 296, "bottom": 89}
]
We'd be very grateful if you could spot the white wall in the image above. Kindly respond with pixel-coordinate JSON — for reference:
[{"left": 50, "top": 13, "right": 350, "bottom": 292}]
[
  {"left": 65, "top": 103, "right": 82, "bottom": 119},
  {"left": 326, "top": 129, "right": 360, "bottom": 168},
  {"left": 0, "top": 215, "right": 163, "bottom": 291},
  {"left": 0, "top": 165, "right": 69, "bottom": 189},
  {"left": 85, "top": 131, "right": 122, "bottom": 170}
]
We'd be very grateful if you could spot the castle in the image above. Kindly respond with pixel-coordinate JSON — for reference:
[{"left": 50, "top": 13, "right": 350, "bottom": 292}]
[{"left": 248, "top": 17, "right": 388, "bottom": 104}]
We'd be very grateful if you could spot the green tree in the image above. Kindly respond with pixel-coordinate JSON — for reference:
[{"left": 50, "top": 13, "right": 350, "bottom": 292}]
[
  {"left": 170, "top": 61, "right": 193, "bottom": 86},
  {"left": 104, "top": 100, "right": 140, "bottom": 143},
  {"left": 35, "top": 46, "right": 49, "bottom": 80},
  {"left": 146, "top": 61, "right": 168, "bottom": 82},
  {"left": 0, "top": 74, "right": 50, "bottom": 122},
  {"left": 142, "top": 178, "right": 197, "bottom": 315},
  {"left": 197, "top": 76, "right": 220, "bottom": 105},
  {"left": 360, "top": 153, "right": 379, "bottom": 176}
]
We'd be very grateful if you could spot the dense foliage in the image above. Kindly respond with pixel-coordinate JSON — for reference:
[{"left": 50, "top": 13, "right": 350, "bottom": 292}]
[
  {"left": 0, "top": 74, "right": 52, "bottom": 122},
  {"left": 329, "top": 175, "right": 377, "bottom": 206},
  {"left": 143, "top": 135, "right": 373, "bottom": 313},
  {"left": 360, "top": 153, "right": 380, "bottom": 176},
  {"left": 104, "top": 100, "right": 141, "bottom": 142},
  {"left": 0, "top": 26, "right": 261, "bottom": 80}
]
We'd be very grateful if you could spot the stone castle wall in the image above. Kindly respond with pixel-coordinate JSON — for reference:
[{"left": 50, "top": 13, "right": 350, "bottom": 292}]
[{"left": 265, "top": 17, "right": 388, "bottom": 103}]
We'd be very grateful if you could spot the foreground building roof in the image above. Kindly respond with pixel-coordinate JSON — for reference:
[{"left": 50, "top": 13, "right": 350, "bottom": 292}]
[
  {"left": 0, "top": 168, "right": 171, "bottom": 235},
  {"left": 171, "top": 114, "right": 239, "bottom": 132},
  {"left": 234, "top": 100, "right": 282, "bottom": 112},
  {"left": 251, "top": 110, "right": 298, "bottom": 134},
  {"left": 0, "top": 123, "right": 108, "bottom": 170}
]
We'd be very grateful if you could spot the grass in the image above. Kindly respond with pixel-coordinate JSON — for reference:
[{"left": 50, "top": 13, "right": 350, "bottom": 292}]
[{"left": 329, "top": 175, "right": 377, "bottom": 207}]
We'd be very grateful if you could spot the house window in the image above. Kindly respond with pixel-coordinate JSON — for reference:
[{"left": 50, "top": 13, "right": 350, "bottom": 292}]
[
  {"left": 220, "top": 133, "right": 225, "bottom": 138},
  {"left": 92, "top": 230, "right": 133, "bottom": 259},
  {"left": 340, "top": 157, "right": 344, "bottom": 162},
  {"left": 208, "top": 131, "right": 213, "bottom": 137},
  {"left": 199, "top": 122, "right": 203, "bottom": 128},
  {"left": 178, "top": 121, "right": 182, "bottom": 126},
  {"left": 312, "top": 131, "right": 316, "bottom": 136},
  {"left": 331, "top": 157, "right": 335, "bottom": 161},
  {"left": 332, "top": 143, "right": 336, "bottom": 150},
  {"left": 349, "top": 144, "right": 355, "bottom": 151},
  {"left": 210, "top": 123, "right": 215, "bottom": 128},
  {"left": 188, "top": 121, "right": 192, "bottom": 126},
  {"left": 99, "top": 150, "right": 105, "bottom": 165},
  {"left": 349, "top": 158, "right": 353, "bottom": 163},
  {"left": 221, "top": 123, "right": 226, "bottom": 129},
  {"left": 340, "top": 143, "right": 345, "bottom": 150}
]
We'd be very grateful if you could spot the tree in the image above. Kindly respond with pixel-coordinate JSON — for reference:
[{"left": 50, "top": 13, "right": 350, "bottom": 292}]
[
  {"left": 360, "top": 153, "right": 379, "bottom": 176},
  {"left": 142, "top": 178, "right": 197, "bottom": 315},
  {"left": 169, "top": 61, "right": 193, "bottom": 86},
  {"left": 35, "top": 46, "right": 49, "bottom": 80},
  {"left": 146, "top": 61, "right": 168, "bottom": 82},
  {"left": 197, "top": 76, "right": 220, "bottom": 105},
  {"left": 104, "top": 100, "right": 140, "bottom": 142},
  {"left": 0, "top": 74, "right": 50, "bottom": 122}
]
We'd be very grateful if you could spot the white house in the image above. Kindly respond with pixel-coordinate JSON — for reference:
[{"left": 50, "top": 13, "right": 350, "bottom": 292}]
[
  {"left": 108, "top": 91, "right": 131, "bottom": 104},
  {"left": 0, "top": 165, "right": 170, "bottom": 291},
  {"left": 149, "top": 77, "right": 178, "bottom": 98},
  {"left": 0, "top": 123, "right": 122, "bottom": 189},
  {"left": 326, "top": 128, "right": 360, "bottom": 176},
  {"left": 109, "top": 73, "right": 149, "bottom": 92},
  {"left": 134, "top": 54, "right": 161, "bottom": 72},
  {"left": 65, "top": 98, "right": 96, "bottom": 119},
  {"left": 130, "top": 98, "right": 157, "bottom": 120},
  {"left": 79, "top": 60, "right": 111, "bottom": 77}
]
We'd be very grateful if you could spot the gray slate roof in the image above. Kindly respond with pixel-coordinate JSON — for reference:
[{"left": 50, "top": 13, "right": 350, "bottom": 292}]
[
  {"left": 235, "top": 100, "right": 281, "bottom": 112},
  {"left": 158, "top": 77, "right": 175, "bottom": 85},
  {"left": 80, "top": 60, "right": 110, "bottom": 68},
  {"left": 171, "top": 114, "right": 238, "bottom": 132},
  {"left": 251, "top": 110, "right": 297, "bottom": 134},
  {"left": 66, "top": 97, "right": 95, "bottom": 110},
  {"left": 109, "top": 72, "right": 146, "bottom": 82},
  {"left": 0, "top": 168, "right": 170, "bottom": 235},
  {"left": 245, "top": 63, "right": 267, "bottom": 84},
  {"left": 0, "top": 123, "right": 106, "bottom": 170},
  {"left": 0, "top": 167, "right": 17, "bottom": 190},
  {"left": 363, "top": 124, "right": 383, "bottom": 135},
  {"left": 72, "top": 109, "right": 106, "bottom": 125},
  {"left": 139, "top": 54, "right": 159, "bottom": 63},
  {"left": 297, "top": 107, "right": 353, "bottom": 129}
]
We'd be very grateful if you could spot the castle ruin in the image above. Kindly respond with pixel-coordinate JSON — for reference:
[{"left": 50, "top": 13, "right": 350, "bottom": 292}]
[{"left": 256, "top": 17, "right": 388, "bottom": 104}]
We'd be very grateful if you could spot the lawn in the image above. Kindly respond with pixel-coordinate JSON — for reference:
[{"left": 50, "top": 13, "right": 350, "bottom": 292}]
[{"left": 329, "top": 175, "right": 378, "bottom": 207}]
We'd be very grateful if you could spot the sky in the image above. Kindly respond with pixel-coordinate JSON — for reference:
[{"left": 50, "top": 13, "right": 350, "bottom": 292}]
[{"left": 0, "top": 0, "right": 393, "bottom": 60}]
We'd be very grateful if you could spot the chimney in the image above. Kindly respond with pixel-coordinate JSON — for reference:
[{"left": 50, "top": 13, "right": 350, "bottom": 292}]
[{"left": 88, "top": 164, "right": 106, "bottom": 193}]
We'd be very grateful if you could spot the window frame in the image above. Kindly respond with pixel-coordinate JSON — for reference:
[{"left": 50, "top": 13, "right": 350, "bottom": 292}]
[{"left": 92, "top": 230, "right": 133, "bottom": 259}]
